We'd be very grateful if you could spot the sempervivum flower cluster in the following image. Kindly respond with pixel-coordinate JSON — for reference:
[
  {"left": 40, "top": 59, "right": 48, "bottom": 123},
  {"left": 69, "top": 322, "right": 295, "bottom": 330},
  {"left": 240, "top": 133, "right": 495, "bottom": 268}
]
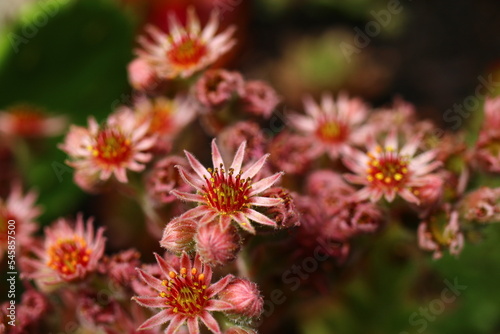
[{"left": 7, "top": 4, "right": 500, "bottom": 334}]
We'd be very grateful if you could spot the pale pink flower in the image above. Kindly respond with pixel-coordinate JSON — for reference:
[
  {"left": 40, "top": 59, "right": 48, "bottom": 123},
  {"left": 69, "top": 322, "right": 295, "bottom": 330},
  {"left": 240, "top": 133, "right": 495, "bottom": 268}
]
[
  {"left": 128, "top": 58, "right": 159, "bottom": 91},
  {"left": 343, "top": 131, "right": 441, "bottom": 204},
  {"left": 133, "top": 252, "right": 234, "bottom": 334},
  {"left": 0, "top": 183, "right": 41, "bottom": 260},
  {"left": 133, "top": 95, "right": 197, "bottom": 152},
  {"left": 241, "top": 80, "right": 281, "bottom": 118},
  {"left": 59, "top": 109, "right": 155, "bottom": 184},
  {"left": 21, "top": 215, "right": 106, "bottom": 288},
  {"left": 172, "top": 140, "right": 283, "bottom": 234},
  {"left": 0, "top": 288, "right": 48, "bottom": 330},
  {"left": 161, "top": 216, "right": 197, "bottom": 254},
  {"left": 418, "top": 210, "right": 464, "bottom": 259},
  {"left": 288, "top": 93, "right": 368, "bottom": 159},
  {"left": 136, "top": 8, "right": 236, "bottom": 79},
  {"left": 0, "top": 105, "right": 66, "bottom": 138},
  {"left": 195, "top": 69, "right": 245, "bottom": 108},
  {"left": 195, "top": 221, "right": 241, "bottom": 266},
  {"left": 218, "top": 278, "right": 263, "bottom": 319},
  {"left": 98, "top": 249, "right": 141, "bottom": 287}
]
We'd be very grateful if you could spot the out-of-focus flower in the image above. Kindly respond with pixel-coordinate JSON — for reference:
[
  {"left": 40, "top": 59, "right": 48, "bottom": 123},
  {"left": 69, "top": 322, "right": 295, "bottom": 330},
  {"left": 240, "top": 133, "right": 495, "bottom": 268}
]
[
  {"left": 172, "top": 140, "right": 283, "bottom": 234},
  {"left": 98, "top": 249, "right": 141, "bottom": 287},
  {"left": 59, "top": 109, "right": 155, "bottom": 184},
  {"left": 0, "top": 288, "right": 48, "bottom": 330},
  {"left": 458, "top": 187, "right": 500, "bottom": 224},
  {"left": 136, "top": 8, "right": 236, "bottom": 79},
  {"left": 0, "top": 105, "right": 66, "bottom": 138},
  {"left": 133, "top": 252, "right": 234, "bottom": 334},
  {"left": 0, "top": 183, "right": 41, "bottom": 260},
  {"left": 146, "top": 156, "right": 191, "bottom": 205},
  {"left": 218, "top": 121, "right": 266, "bottom": 163},
  {"left": 195, "top": 69, "right": 244, "bottom": 108},
  {"left": 474, "top": 97, "right": 500, "bottom": 173},
  {"left": 267, "top": 131, "right": 317, "bottom": 175},
  {"left": 128, "top": 58, "right": 159, "bottom": 91},
  {"left": 418, "top": 209, "right": 464, "bottom": 259},
  {"left": 133, "top": 95, "right": 197, "bottom": 152},
  {"left": 241, "top": 80, "right": 280, "bottom": 119},
  {"left": 161, "top": 216, "right": 197, "bottom": 254},
  {"left": 22, "top": 215, "right": 106, "bottom": 288},
  {"left": 288, "top": 93, "right": 367, "bottom": 159},
  {"left": 195, "top": 221, "right": 241, "bottom": 266},
  {"left": 218, "top": 278, "right": 263, "bottom": 319},
  {"left": 343, "top": 131, "right": 441, "bottom": 204}
]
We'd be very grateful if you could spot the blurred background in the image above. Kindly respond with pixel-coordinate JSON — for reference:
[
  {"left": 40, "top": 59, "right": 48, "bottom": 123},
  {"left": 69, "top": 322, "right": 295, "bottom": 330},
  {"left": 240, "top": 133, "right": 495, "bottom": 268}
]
[{"left": 1, "top": 0, "right": 500, "bottom": 333}]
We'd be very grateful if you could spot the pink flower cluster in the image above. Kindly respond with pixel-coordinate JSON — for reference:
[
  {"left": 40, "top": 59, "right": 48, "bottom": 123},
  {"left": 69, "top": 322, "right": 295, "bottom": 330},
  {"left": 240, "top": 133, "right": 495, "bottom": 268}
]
[{"left": 2, "top": 6, "right": 500, "bottom": 333}]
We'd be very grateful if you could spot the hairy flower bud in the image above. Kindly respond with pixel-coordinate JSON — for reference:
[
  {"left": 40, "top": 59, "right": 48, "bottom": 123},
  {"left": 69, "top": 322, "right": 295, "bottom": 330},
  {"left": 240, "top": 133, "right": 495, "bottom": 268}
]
[
  {"left": 195, "top": 222, "right": 241, "bottom": 266},
  {"left": 160, "top": 217, "right": 197, "bottom": 253},
  {"left": 219, "top": 278, "right": 264, "bottom": 318}
]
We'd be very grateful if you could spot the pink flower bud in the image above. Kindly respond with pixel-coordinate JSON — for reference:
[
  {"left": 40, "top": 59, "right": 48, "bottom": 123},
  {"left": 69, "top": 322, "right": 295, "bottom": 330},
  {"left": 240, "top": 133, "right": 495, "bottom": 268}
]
[
  {"left": 219, "top": 278, "right": 264, "bottom": 318},
  {"left": 241, "top": 80, "right": 280, "bottom": 118},
  {"left": 127, "top": 58, "right": 158, "bottom": 91},
  {"left": 195, "top": 69, "right": 245, "bottom": 108},
  {"left": 195, "top": 222, "right": 241, "bottom": 266},
  {"left": 160, "top": 217, "right": 197, "bottom": 253},
  {"left": 459, "top": 187, "right": 500, "bottom": 223}
]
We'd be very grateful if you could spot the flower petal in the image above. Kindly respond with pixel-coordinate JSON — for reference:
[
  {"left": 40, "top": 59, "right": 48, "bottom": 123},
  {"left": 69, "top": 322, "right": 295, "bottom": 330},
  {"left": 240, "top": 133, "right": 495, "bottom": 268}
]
[
  {"left": 170, "top": 190, "right": 204, "bottom": 203},
  {"left": 206, "top": 274, "right": 233, "bottom": 297},
  {"left": 187, "top": 317, "right": 200, "bottom": 334},
  {"left": 200, "top": 311, "right": 222, "bottom": 334},
  {"left": 136, "top": 268, "right": 164, "bottom": 292},
  {"left": 230, "top": 141, "right": 247, "bottom": 174},
  {"left": 138, "top": 309, "right": 173, "bottom": 330},
  {"left": 154, "top": 253, "right": 176, "bottom": 278},
  {"left": 211, "top": 139, "right": 225, "bottom": 169},
  {"left": 248, "top": 196, "right": 282, "bottom": 207},
  {"left": 205, "top": 299, "right": 234, "bottom": 312},
  {"left": 249, "top": 172, "right": 283, "bottom": 195},
  {"left": 232, "top": 212, "right": 255, "bottom": 234},
  {"left": 176, "top": 166, "right": 203, "bottom": 191},
  {"left": 133, "top": 296, "right": 167, "bottom": 308},
  {"left": 243, "top": 209, "right": 277, "bottom": 228},
  {"left": 185, "top": 150, "right": 210, "bottom": 179},
  {"left": 165, "top": 314, "right": 187, "bottom": 334},
  {"left": 241, "top": 154, "right": 269, "bottom": 179}
]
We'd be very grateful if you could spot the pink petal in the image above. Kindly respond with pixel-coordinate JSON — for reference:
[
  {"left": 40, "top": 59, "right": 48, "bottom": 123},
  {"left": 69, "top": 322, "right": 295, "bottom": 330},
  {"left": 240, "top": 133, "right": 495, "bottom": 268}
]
[
  {"left": 165, "top": 315, "right": 186, "bottom": 334},
  {"left": 170, "top": 190, "right": 204, "bottom": 203},
  {"left": 136, "top": 268, "right": 164, "bottom": 292},
  {"left": 205, "top": 299, "right": 234, "bottom": 312},
  {"left": 211, "top": 139, "right": 225, "bottom": 169},
  {"left": 187, "top": 317, "right": 200, "bottom": 334},
  {"left": 185, "top": 150, "right": 210, "bottom": 179},
  {"left": 154, "top": 253, "right": 176, "bottom": 278},
  {"left": 138, "top": 309, "right": 173, "bottom": 330},
  {"left": 248, "top": 196, "right": 282, "bottom": 207},
  {"left": 180, "top": 206, "right": 209, "bottom": 220},
  {"left": 249, "top": 172, "right": 283, "bottom": 195},
  {"left": 241, "top": 154, "right": 269, "bottom": 179},
  {"left": 133, "top": 296, "right": 167, "bottom": 308},
  {"left": 243, "top": 208, "right": 277, "bottom": 227},
  {"left": 399, "top": 188, "right": 420, "bottom": 205},
  {"left": 180, "top": 252, "right": 191, "bottom": 272},
  {"left": 230, "top": 141, "right": 247, "bottom": 174},
  {"left": 199, "top": 311, "right": 222, "bottom": 334},
  {"left": 176, "top": 167, "right": 204, "bottom": 191},
  {"left": 206, "top": 274, "right": 233, "bottom": 297},
  {"left": 232, "top": 212, "right": 255, "bottom": 234}
]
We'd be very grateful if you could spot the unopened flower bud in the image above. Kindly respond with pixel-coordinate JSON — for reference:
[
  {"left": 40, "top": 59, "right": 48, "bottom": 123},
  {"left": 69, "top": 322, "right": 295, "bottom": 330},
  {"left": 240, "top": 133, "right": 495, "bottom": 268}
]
[
  {"left": 160, "top": 217, "right": 197, "bottom": 253},
  {"left": 219, "top": 278, "right": 264, "bottom": 318},
  {"left": 195, "top": 222, "right": 241, "bottom": 266}
]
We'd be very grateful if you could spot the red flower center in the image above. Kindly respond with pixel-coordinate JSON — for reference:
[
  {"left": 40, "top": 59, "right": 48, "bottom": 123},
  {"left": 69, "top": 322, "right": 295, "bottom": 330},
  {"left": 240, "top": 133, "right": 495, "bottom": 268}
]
[
  {"left": 366, "top": 147, "right": 409, "bottom": 189},
  {"left": 160, "top": 267, "right": 208, "bottom": 316},
  {"left": 90, "top": 128, "right": 132, "bottom": 166},
  {"left": 202, "top": 165, "right": 252, "bottom": 215},
  {"left": 167, "top": 36, "right": 207, "bottom": 69},
  {"left": 47, "top": 236, "right": 92, "bottom": 276},
  {"left": 316, "top": 120, "right": 348, "bottom": 143}
]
